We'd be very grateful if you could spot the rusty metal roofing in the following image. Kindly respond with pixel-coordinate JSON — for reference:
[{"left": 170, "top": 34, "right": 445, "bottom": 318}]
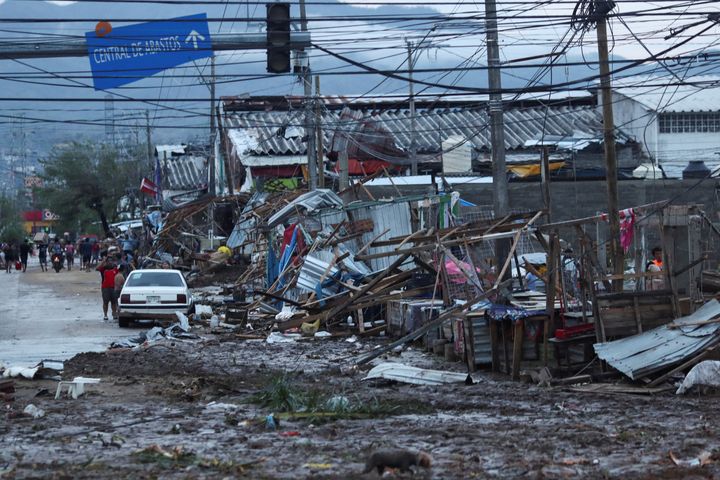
[{"left": 224, "top": 102, "right": 630, "bottom": 158}]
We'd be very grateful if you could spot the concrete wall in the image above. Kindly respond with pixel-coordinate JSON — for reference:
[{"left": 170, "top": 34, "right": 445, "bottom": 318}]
[
  {"left": 365, "top": 178, "right": 720, "bottom": 223},
  {"left": 612, "top": 93, "right": 657, "bottom": 160}
]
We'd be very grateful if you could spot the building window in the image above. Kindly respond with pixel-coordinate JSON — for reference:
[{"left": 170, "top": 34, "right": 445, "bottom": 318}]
[{"left": 659, "top": 112, "right": 720, "bottom": 133}]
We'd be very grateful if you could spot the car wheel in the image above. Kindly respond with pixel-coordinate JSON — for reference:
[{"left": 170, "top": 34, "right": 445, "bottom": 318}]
[{"left": 118, "top": 316, "right": 131, "bottom": 328}]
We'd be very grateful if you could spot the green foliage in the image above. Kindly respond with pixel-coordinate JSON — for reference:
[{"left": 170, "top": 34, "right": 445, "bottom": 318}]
[
  {"left": 251, "top": 374, "right": 430, "bottom": 422},
  {"left": 36, "top": 141, "right": 144, "bottom": 234},
  {"left": 0, "top": 194, "right": 25, "bottom": 242}
]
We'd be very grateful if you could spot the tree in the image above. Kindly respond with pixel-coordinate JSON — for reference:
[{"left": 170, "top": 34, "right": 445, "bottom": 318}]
[
  {"left": 0, "top": 193, "right": 25, "bottom": 243},
  {"left": 36, "top": 142, "right": 143, "bottom": 238}
]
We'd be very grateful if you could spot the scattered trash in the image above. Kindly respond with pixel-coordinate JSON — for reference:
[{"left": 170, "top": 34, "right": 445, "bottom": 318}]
[
  {"left": 364, "top": 363, "right": 473, "bottom": 386},
  {"left": 304, "top": 463, "right": 333, "bottom": 469},
  {"left": 668, "top": 450, "right": 713, "bottom": 467},
  {"left": 3, "top": 366, "right": 38, "bottom": 379},
  {"left": 266, "top": 332, "right": 300, "bottom": 344},
  {"left": 209, "top": 315, "right": 220, "bottom": 328},
  {"left": 325, "top": 395, "right": 350, "bottom": 412},
  {"left": 23, "top": 404, "right": 45, "bottom": 419},
  {"left": 345, "top": 335, "right": 358, "bottom": 343},
  {"left": 194, "top": 304, "right": 213, "bottom": 318},
  {"left": 265, "top": 413, "right": 277, "bottom": 430},
  {"left": 279, "top": 431, "right": 301, "bottom": 437},
  {"left": 110, "top": 323, "right": 199, "bottom": 349},
  {"left": 314, "top": 331, "right": 332, "bottom": 338},
  {"left": 676, "top": 361, "right": 720, "bottom": 394},
  {"left": 175, "top": 311, "right": 190, "bottom": 332},
  {"left": 55, "top": 377, "right": 101, "bottom": 400},
  {"left": 301, "top": 318, "right": 320, "bottom": 336}
]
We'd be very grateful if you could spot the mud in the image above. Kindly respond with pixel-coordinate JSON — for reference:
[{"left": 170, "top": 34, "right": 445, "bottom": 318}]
[{"left": 3, "top": 331, "right": 720, "bottom": 479}]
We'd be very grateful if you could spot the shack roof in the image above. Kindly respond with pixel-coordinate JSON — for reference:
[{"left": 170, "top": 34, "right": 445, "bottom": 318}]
[{"left": 222, "top": 95, "right": 632, "bottom": 163}]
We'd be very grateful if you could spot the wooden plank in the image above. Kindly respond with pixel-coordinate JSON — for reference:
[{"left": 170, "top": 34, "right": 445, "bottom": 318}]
[
  {"left": 324, "top": 253, "right": 411, "bottom": 324},
  {"left": 512, "top": 320, "right": 525, "bottom": 381}
]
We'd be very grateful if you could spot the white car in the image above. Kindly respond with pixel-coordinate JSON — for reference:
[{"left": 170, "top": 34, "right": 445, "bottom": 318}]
[{"left": 117, "top": 269, "right": 194, "bottom": 328}]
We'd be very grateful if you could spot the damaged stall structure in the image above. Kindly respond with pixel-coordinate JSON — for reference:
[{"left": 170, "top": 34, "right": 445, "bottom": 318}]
[{"left": 221, "top": 187, "right": 548, "bottom": 360}]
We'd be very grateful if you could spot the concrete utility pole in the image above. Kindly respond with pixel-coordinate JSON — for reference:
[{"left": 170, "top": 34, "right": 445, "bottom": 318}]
[
  {"left": 315, "top": 74, "right": 325, "bottom": 188},
  {"left": 595, "top": 0, "right": 623, "bottom": 291},
  {"left": 300, "top": 0, "right": 317, "bottom": 190},
  {"left": 145, "top": 110, "right": 152, "bottom": 174},
  {"left": 406, "top": 40, "right": 418, "bottom": 176},
  {"left": 484, "top": 0, "right": 510, "bottom": 273},
  {"left": 209, "top": 55, "right": 216, "bottom": 196}
]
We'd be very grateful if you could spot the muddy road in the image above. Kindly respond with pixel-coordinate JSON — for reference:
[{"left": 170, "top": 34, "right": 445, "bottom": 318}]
[
  {"left": 2, "top": 266, "right": 720, "bottom": 479},
  {"left": 0, "top": 258, "right": 129, "bottom": 365}
]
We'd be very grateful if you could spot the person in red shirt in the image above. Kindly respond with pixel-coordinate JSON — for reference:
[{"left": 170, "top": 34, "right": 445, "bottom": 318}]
[{"left": 96, "top": 256, "right": 119, "bottom": 321}]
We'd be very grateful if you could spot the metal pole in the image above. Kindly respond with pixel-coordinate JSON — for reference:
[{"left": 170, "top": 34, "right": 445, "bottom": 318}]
[
  {"left": 0, "top": 32, "right": 311, "bottom": 59},
  {"left": 300, "top": 0, "right": 316, "bottom": 190},
  {"left": 484, "top": 0, "right": 510, "bottom": 275},
  {"left": 209, "top": 55, "right": 216, "bottom": 196},
  {"left": 596, "top": 8, "right": 623, "bottom": 291},
  {"left": 407, "top": 40, "right": 418, "bottom": 176}
]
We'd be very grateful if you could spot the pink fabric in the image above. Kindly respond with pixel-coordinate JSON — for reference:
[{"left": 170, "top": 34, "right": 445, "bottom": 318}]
[
  {"left": 445, "top": 259, "right": 480, "bottom": 284},
  {"left": 619, "top": 208, "right": 636, "bottom": 253}
]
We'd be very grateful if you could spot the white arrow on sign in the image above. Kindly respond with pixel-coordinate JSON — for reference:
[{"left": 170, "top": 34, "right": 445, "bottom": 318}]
[{"left": 185, "top": 30, "right": 205, "bottom": 49}]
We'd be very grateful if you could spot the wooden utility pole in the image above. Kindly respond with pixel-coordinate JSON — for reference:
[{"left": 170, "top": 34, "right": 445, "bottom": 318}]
[
  {"left": 315, "top": 74, "right": 325, "bottom": 188},
  {"left": 406, "top": 40, "right": 418, "bottom": 175},
  {"left": 300, "top": 0, "right": 317, "bottom": 190},
  {"left": 595, "top": 1, "right": 623, "bottom": 291},
  {"left": 209, "top": 55, "right": 216, "bottom": 196},
  {"left": 541, "top": 146, "right": 552, "bottom": 223},
  {"left": 484, "top": 0, "right": 510, "bottom": 274}
]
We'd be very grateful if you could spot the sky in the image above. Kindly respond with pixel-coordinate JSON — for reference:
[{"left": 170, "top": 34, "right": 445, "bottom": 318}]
[{"left": 0, "top": 0, "right": 718, "bottom": 147}]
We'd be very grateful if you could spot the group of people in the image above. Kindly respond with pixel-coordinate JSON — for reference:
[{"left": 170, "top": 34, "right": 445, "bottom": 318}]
[{"left": 1, "top": 240, "right": 32, "bottom": 273}]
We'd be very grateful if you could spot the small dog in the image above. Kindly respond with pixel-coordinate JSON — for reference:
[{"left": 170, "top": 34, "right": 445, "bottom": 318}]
[{"left": 363, "top": 449, "right": 432, "bottom": 475}]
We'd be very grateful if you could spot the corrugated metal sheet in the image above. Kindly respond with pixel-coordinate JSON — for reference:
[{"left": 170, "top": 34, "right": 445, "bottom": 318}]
[
  {"left": 470, "top": 316, "right": 493, "bottom": 365},
  {"left": 225, "top": 102, "right": 631, "bottom": 160},
  {"left": 351, "top": 201, "right": 414, "bottom": 272},
  {"left": 267, "top": 189, "right": 344, "bottom": 228},
  {"left": 162, "top": 155, "right": 207, "bottom": 190},
  {"left": 594, "top": 300, "right": 720, "bottom": 380},
  {"left": 364, "top": 362, "right": 472, "bottom": 385}
]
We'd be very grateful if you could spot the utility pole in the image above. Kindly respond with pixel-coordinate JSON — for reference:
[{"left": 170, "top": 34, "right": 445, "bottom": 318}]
[
  {"left": 315, "top": 74, "right": 325, "bottom": 188},
  {"left": 541, "top": 146, "right": 552, "bottom": 223},
  {"left": 594, "top": 0, "right": 623, "bottom": 291},
  {"left": 145, "top": 110, "right": 153, "bottom": 176},
  {"left": 209, "top": 55, "right": 216, "bottom": 196},
  {"left": 484, "top": 0, "right": 510, "bottom": 274},
  {"left": 300, "top": 0, "right": 317, "bottom": 190},
  {"left": 406, "top": 40, "right": 418, "bottom": 176}
]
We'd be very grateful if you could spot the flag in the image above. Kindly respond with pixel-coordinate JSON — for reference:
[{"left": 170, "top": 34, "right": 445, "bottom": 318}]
[
  {"left": 140, "top": 177, "right": 159, "bottom": 197},
  {"left": 154, "top": 155, "right": 163, "bottom": 202}
]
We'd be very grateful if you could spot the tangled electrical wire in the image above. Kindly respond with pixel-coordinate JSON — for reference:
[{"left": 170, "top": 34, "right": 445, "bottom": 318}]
[{"left": 571, "top": 0, "right": 616, "bottom": 33}]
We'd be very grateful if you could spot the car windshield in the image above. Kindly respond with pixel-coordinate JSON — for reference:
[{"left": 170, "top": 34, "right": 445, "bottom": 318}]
[{"left": 126, "top": 271, "right": 184, "bottom": 287}]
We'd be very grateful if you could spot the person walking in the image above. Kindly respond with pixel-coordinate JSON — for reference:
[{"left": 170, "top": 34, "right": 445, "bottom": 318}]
[
  {"left": 96, "top": 256, "right": 119, "bottom": 321},
  {"left": 4, "top": 243, "right": 16, "bottom": 273},
  {"left": 91, "top": 241, "right": 100, "bottom": 266},
  {"left": 37, "top": 242, "right": 48, "bottom": 272},
  {"left": 19, "top": 239, "right": 31, "bottom": 272},
  {"left": 65, "top": 242, "right": 75, "bottom": 271},
  {"left": 80, "top": 238, "right": 92, "bottom": 271}
]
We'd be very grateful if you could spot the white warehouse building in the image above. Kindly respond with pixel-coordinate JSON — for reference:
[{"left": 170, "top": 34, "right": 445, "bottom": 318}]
[{"left": 610, "top": 75, "right": 720, "bottom": 178}]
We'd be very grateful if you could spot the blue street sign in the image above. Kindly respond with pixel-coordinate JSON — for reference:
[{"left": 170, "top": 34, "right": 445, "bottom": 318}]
[{"left": 86, "top": 13, "right": 213, "bottom": 90}]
